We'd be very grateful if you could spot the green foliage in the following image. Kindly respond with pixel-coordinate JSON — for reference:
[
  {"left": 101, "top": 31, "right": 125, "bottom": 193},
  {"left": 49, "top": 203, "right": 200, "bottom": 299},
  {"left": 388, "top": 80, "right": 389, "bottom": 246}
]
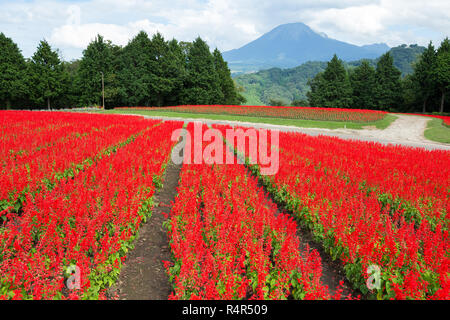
[
  {"left": 27, "top": 40, "right": 65, "bottom": 109},
  {"left": 349, "top": 60, "right": 378, "bottom": 109},
  {"left": 182, "top": 37, "right": 223, "bottom": 105},
  {"left": 374, "top": 53, "right": 403, "bottom": 111},
  {"left": 234, "top": 44, "right": 432, "bottom": 110},
  {"left": 410, "top": 43, "right": 437, "bottom": 113},
  {"left": 379, "top": 44, "right": 425, "bottom": 76},
  {"left": 235, "top": 61, "right": 327, "bottom": 106},
  {"left": 269, "top": 98, "right": 289, "bottom": 106},
  {"left": 307, "top": 55, "right": 353, "bottom": 108},
  {"left": 76, "top": 35, "right": 121, "bottom": 108},
  {"left": 213, "top": 48, "right": 245, "bottom": 105},
  {"left": 433, "top": 38, "right": 450, "bottom": 113},
  {"left": 290, "top": 99, "right": 309, "bottom": 107},
  {"left": 1, "top": 31, "right": 241, "bottom": 109},
  {"left": 1, "top": 32, "right": 445, "bottom": 113},
  {"left": 0, "top": 33, "right": 27, "bottom": 109},
  {"left": 118, "top": 31, "right": 155, "bottom": 107},
  {"left": 148, "top": 33, "right": 185, "bottom": 107}
]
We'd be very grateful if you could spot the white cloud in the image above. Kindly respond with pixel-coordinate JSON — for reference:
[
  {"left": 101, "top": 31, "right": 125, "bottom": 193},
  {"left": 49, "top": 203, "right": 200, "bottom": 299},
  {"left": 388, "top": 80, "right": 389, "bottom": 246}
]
[
  {"left": 301, "top": 0, "right": 450, "bottom": 46},
  {"left": 0, "top": 0, "right": 448, "bottom": 60},
  {"left": 50, "top": 20, "right": 170, "bottom": 49}
]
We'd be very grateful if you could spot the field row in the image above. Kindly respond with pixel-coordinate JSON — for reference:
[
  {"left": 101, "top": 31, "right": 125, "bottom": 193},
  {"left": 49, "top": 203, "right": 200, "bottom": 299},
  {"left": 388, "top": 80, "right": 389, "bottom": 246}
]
[
  {"left": 0, "top": 111, "right": 182, "bottom": 299},
  {"left": 165, "top": 123, "right": 339, "bottom": 300},
  {"left": 117, "top": 105, "right": 388, "bottom": 123},
  {"left": 213, "top": 124, "right": 449, "bottom": 299}
]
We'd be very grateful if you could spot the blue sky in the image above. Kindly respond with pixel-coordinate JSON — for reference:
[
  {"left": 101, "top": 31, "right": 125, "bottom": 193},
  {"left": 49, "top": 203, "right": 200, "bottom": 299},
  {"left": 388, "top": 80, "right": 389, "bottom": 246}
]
[{"left": 0, "top": 0, "right": 448, "bottom": 61}]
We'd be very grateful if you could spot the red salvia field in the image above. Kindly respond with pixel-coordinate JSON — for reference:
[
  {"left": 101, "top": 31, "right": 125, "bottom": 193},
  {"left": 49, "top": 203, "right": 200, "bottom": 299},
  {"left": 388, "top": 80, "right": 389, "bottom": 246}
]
[
  {"left": 213, "top": 123, "right": 449, "bottom": 300},
  {"left": 0, "top": 109, "right": 448, "bottom": 300}
]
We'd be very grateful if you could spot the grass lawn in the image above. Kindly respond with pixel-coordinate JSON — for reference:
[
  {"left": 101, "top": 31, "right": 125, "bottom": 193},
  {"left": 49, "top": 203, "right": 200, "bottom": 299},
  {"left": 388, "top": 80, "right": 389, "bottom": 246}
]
[
  {"left": 98, "top": 109, "right": 398, "bottom": 130},
  {"left": 424, "top": 118, "right": 450, "bottom": 143}
]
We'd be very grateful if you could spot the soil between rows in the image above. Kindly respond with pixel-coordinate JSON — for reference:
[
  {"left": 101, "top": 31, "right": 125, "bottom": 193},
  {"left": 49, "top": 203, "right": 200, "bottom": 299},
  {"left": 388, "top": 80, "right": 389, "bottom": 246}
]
[
  {"left": 233, "top": 142, "right": 359, "bottom": 298},
  {"left": 108, "top": 128, "right": 360, "bottom": 300},
  {"left": 249, "top": 168, "right": 360, "bottom": 299},
  {"left": 107, "top": 159, "right": 182, "bottom": 300}
]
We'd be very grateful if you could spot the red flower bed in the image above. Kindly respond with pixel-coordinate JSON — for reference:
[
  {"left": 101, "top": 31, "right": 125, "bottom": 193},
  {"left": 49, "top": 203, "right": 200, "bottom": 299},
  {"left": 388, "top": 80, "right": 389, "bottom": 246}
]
[
  {"left": 165, "top": 123, "right": 340, "bottom": 300},
  {"left": 117, "top": 105, "right": 387, "bottom": 123},
  {"left": 0, "top": 111, "right": 161, "bottom": 221},
  {"left": 0, "top": 119, "right": 183, "bottom": 299},
  {"left": 213, "top": 124, "right": 450, "bottom": 300}
]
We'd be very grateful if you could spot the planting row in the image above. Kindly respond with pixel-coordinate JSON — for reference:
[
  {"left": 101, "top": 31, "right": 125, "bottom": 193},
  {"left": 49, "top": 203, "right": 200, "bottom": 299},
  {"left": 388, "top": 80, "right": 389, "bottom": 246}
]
[
  {"left": 213, "top": 124, "right": 449, "bottom": 299},
  {"left": 0, "top": 111, "right": 161, "bottom": 218},
  {"left": 164, "top": 123, "right": 348, "bottom": 300},
  {"left": 0, "top": 111, "right": 146, "bottom": 158},
  {"left": 0, "top": 120, "right": 183, "bottom": 299},
  {"left": 118, "top": 105, "right": 387, "bottom": 123}
]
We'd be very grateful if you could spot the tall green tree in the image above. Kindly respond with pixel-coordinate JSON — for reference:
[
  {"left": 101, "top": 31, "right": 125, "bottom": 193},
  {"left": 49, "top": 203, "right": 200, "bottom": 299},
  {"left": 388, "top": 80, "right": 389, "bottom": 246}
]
[
  {"left": 148, "top": 32, "right": 181, "bottom": 107},
  {"left": 307, "top": 54, "right": 352, "bottom": 108},
  {"left": 411, "top": 42, "right": 437, "bottom": 113},
  {"left": 0, "top": 33, "right": 27, "bottom": 109},
  {"left": 162, "top": 39, "right": 187, "bottom": 106},
  {"left": 375, "top": 53, "right": 402, "bottom": 111},
  {"left": 118, "top": 31, "right": 153, "bottom": 106},
  {"left": 28, "top": 40, "right": 64, "bottom": 109},
  {"left": 182, "top": 37, "right": 223, "bottom": 105},
  {"left": 53, "top": 60, "right": 78, "bottom": 109},
  {"left": 306, "top": 72, "right": 326, "bottom": 107},
  {"left": 350, "top": 60, "right": 378, "bottom": 109},
  {"left": 433, "top": 38, "right": 450, "bottom": 113},
  {"left": 213, "top": 48, "right": 243, "bottom": 105},
  {"left": 77, "top": 35, "right": 121, "bottom": 108},
  {"left": 118, "top": 32, "right": 186, "bottom": 107}
]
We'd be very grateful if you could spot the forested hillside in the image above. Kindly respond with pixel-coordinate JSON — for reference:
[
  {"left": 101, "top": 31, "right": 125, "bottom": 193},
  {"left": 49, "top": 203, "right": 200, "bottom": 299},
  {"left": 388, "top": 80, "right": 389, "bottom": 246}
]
[
  {"left": 235, "top": 44, "right": 426, "bottom": 106},
  {"left": 235, "top": 40, "right": 449, "bottom": 114}
]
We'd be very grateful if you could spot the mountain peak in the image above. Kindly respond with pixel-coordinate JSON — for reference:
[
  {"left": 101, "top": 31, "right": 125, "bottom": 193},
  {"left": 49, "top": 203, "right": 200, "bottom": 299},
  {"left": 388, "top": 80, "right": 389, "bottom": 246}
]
[
  {"left": 271, "top": 22, "right": 312, "bottom": 31},
  {"left": 265, "top": 23, "right": 316, "bottom": 40},
  {"left": 223, "top": 22, "right": 390, "bottom": 73}
]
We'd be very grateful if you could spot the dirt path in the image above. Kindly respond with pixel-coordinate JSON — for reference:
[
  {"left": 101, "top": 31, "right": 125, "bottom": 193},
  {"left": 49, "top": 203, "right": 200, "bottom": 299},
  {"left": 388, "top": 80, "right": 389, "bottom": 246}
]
[
  {"left": 108, "top": 159, "right": 182, "bottom": 300},
  {"left": 338, "top": 114, "right": 433, "bottom": 144},
  {"left": 248, "top": 169, "right": 358, "bottom": 299},
  {"left": 230, "top": 140, "right": 358, "bottom": 298}
]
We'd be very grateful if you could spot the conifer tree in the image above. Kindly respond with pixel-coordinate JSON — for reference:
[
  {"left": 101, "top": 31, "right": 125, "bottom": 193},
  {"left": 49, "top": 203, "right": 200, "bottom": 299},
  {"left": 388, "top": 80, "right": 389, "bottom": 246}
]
[
  {"left": 118, "top": 31, "right": 153, "bottom": 106},
  {"left": 375, "top": 52, "right": 402, "bottom": 111},
  {"left": 411, "top": 42, "right": 437, "bottom": 113},
  {"left": 307, "top": 54, "right": 352, "bottom": 108},
  {"left": 77, "top": 35, "right": 120, "bottom": 107},
  {"left": 28, "top": 40, "right": 64, "bottom": 109},
  {"left": 433, "top": 38, "right": 450, "bottom": 113},
  {"left": 350, "top": 60, "right": 378, "bottom": 109},
  {"left": 213, "top": 48, "right": 241, "bottom": 105},
  {"left": 0, "top": 33, "right": 27, "bottom": 109},
  {"left": 183, "top": 37, "right": 223, "bottom": 105}
]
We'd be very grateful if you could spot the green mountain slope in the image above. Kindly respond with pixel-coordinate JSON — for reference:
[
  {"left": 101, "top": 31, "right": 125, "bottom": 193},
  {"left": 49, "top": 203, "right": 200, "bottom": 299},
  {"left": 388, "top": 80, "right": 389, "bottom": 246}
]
[{"left": 235, "top": 44, "right": 425, "bottom": 106}]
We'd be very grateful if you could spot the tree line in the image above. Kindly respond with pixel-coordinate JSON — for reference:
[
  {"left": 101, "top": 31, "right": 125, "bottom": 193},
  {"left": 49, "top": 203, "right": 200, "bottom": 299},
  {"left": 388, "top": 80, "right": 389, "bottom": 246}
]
[
  {"left": 305, "top": 38, "right": 449, "bottom": 113},
  {"left": 0, "top": 31, "right": 245, "bottom": 110}
]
